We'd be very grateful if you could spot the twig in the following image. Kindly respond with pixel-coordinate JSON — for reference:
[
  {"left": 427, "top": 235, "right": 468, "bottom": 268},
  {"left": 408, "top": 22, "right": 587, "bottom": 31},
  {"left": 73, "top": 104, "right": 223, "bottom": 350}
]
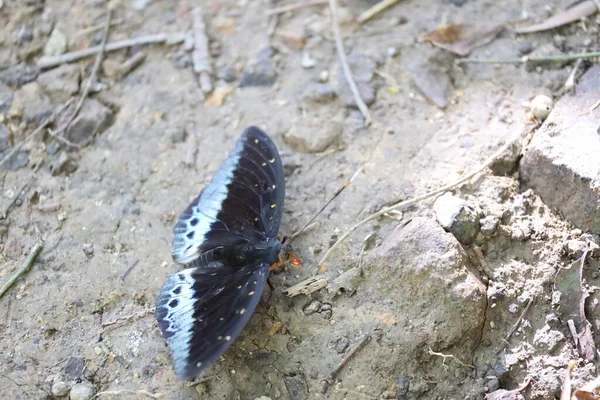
[
  {"left": 73, "top": 19, "right": 123, "bottom": 37},
  {"left": 50, "top": 10, "right": 111, "bottom": 139},
  {"left": 116, "top": 51, "right": 146, "bottom": 80},
  {"left": 327, "top": 335, "right": 371, "bottom": 381},
  {"left": 288, "top": 221, "right": 319, "bottom": 242},
  {"left": 357, "top": 0, "right": 403, "bottom": 24},
  {"left": 0, "top": 241, "right": 43, "bottom": 299},
  {"left": 428, "top": 347, "right": 475, "bottom": 369},
  {"left": 329, "top": 0, "right": 372, "bottom": 124},
  {"left": 120, "top": 260, "right": 140, "bottom": 281},
  {"left": 1, "top": 161, "right": 43, "bottom": 219},
  {"left": 266, "top": 0, "right": 328, "bottom": 15},
  {"left": 319, "top": 133, "right": 522, "bottom": 266},
  {"left": 192, "top": 7, "right": 213, "bottom": 94},
  {"left": 457, "top": 51, "right": 600, "bottom": 65},
  {"left": 495, "top": 297, "right": 534, "bottom": 354},
  {"left": 101, "top": 307, "right": 155, "bottom": 329},
  {"left": 37, "top": 32, "right": 186, "bottom": 69},
  {"left": 91, "top": 389, "right": 164, "bottom": 399},
  {"left": 560, "top": 361, "right": 577, "bottom": 400},
  {"left": 283, "top": 276, "right": 328, "bottom": 297}
]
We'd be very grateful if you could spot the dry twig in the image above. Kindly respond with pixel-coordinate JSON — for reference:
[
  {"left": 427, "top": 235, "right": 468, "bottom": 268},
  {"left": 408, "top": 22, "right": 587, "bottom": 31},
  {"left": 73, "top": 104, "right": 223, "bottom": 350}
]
[
  {"left": 428, "top": 347, "right": 475, "bottom": 369},
  {"left": 284, "top": 276, "right": 328, "bottom": 297},
  {"left": 329, "top": 0, "right": 372, "bottom": 124},
  {"left": 495, "top": 297, "right": 534, "bottom": 354},
  {"left": 357, "top": 0, "right": 403, "bottom": 24},
  {"left": 327, "top": 335, "right": 371, "bottom": 381},
  {"left": 266, "top": 0, "right": 328, "bottom": 15},
  {"left": 191, "top": 7, "right": 213, "bottom": 94},
  {"left": 91, "top": 389, "right": 164, "bottom": 399},
  {"left": 0, "top": 241, "right": 43, "bottom": 299},
  {"left": 319, "top": 133, "right": 522, "bottom": 266},
  {"left": 457, "top": 51, "right": 600, "bottom": 65},
  {"left": 37, "top": 32, "right": 186, "bottom": 69},
  {"left": 560, "top": 360, "right": 577, "bottom": 400}
]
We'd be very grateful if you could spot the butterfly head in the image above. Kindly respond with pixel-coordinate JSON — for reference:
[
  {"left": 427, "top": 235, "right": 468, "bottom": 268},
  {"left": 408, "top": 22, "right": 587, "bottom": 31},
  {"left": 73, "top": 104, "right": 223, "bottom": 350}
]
[{"left": 270, "top": 244, "right": 302, "bottom": 271}]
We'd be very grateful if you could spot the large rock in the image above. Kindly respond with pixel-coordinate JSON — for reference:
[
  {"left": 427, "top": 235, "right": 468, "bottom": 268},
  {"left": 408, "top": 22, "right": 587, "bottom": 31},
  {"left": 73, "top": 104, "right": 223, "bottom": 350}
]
[
  {"left": 359, "top": 217, "right": 486, "bottom": 353},
  {"left": 520, "top": 64, "right": 600, "bottom": 233},
  {"left": 9, "top": 81, "right": 53, "bottom": 123},
  {"left": 283, "top": 111, "right": 343, "bottom": 153},
  {"left": 64, "top": 98, "right": 114, "bottom": 145}
]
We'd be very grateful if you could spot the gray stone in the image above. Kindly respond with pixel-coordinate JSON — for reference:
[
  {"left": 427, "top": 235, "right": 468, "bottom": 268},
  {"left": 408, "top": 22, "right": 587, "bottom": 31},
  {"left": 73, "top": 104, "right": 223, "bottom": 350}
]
[
  {"left": 52, "top": 381, "right": 71, "bottom": 397},
  {"left": 533, "top": 324, "right": 565, "bottom": 353},
  {"left": 363, "top": 218, "right": 485, "bottom": 348},
  {"left": 301, "top": 83, "right": 336, "bottom": 105},
  {"left": 69, "top": 382, "right": 95, "bottom": 400},
  {"left": 0, "top": 63, "right": 38, "bottom": 87},
  {"left": 240, "top": 47, "right": 277, "bottom": 87},
  {"left": 9, "top": 82, "right": 53, "bottom": 123},
  {"left": 50, "top": 152, "right": 78, "bottom": 176},
  {"left": 0, "top": 123, "right": 9, "bottom": 153},
  {"left": 37, "top": 64, "right": 80, "bottom": 103},
  {"left": 303, "top": 300, "right": 321, "bottom": 316},
  {"left": 17, "top": 26, "right": 34, "bottom": 43},
  {"left": 480, "top": 216, "right": 499, "bottom": 236},
  {"left": 0, "top": 81, "right": 13, "bottom": 112},
  {"left": 44, "top": 28, "right": 68, "bottom": 57},
  {"left": 216, "top": 66, "right": 237, "bottom": 82},
  {"left": 2, "top": 151, "right": 29, "bottom": 171},
  {"left": 284, "top": 114, "right": 343, "bottom": 153},
  {"left": 64, "top": 99, "right": 114, "bottom": 145},
  {"left": 253, "top": 350, "right": 278, "bottom": 366},
  {"left": 433, "top": 192, "right": 480, "bottom": 245},
  {"left": 520, "top": 64, "right": 600, "bottom": 234}
]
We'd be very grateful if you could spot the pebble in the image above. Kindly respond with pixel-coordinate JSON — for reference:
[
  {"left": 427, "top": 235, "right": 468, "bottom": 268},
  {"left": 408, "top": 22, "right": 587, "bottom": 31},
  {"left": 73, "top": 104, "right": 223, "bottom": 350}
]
[
  {"left": 132, "top": 0, "right": 149, "bottom": 10},
  {"left": 17, "top": 26, "right": 34, "bottom": 42},
  {"left": 0, "top": 63, "right": 38, "bottom": 86},
  {"left": 3, "top": 151, "right": 29, "bottom": 171},
  {"left": 433, "top": 192, "right": 480, "bottom": 245},
  {"left": 216, "top": 66, "right": 237, "bottom": 82},
  {"left": 319, "top": 70, "right": 329, "bottom": 82},
  {"left": 37, "top": 64, "right": 80, "bottom": 103},
  {"left": 530, "top": 95, "right": 553, "bottom": 121},
  {"left": 9, "top": 82, "right": 53, "bottom": 123},
  {"left": 82, "top": 244, "right": 94, "bottom": 258},
  {"left": 301, "top": 83, "right": 336, "bottom": 105},
  {"left": 333, "top": 337, "right": 349, "bottom": 353},
  {"left": 239, "top": 47, "right": 277, "bottom": 87},
  {"left": 69, "top": 382, "right": 95, "bottom": 400},
  {"left": 52, "top": 381, "right": 71, "bottom": 397},
  {"left": 301, "top": 52, "right": 316, "bottom": 69},
  {"left": 303, "top": 300, "right": 321, "bottom": 316},
  {"left": 65, "top": 98, "right": 114, "bottom": 146},
  {"left": 43, "top": 28, "right": 68, "bottom": 57},
  {"left": 480, "top": 215, "right": 499, "bottom": 236},
  {"left": 517, "top": 41, "right": 534, "bottom": 55},
  {"left": 486, "top": 377, "right": 500, "bottom": 392}
]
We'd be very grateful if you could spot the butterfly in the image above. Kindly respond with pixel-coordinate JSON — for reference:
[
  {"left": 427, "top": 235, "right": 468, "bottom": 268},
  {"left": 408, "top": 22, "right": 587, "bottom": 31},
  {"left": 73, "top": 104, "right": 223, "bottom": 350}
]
[{"left": 155, "top": 126, "right": 301, "bottom": 380}]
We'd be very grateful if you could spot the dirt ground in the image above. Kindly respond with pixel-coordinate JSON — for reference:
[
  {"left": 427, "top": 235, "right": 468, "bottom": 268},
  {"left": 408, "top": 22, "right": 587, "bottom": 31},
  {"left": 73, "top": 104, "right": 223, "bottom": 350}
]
[{"left": 1, "top": 0, "right": 599, "bottom": 399}]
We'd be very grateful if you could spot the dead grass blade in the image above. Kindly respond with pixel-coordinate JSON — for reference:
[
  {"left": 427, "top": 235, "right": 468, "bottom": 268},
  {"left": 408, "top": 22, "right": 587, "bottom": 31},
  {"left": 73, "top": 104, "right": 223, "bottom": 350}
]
[{"left": 514, "top": 1, "right": 598, "bottom": 34}]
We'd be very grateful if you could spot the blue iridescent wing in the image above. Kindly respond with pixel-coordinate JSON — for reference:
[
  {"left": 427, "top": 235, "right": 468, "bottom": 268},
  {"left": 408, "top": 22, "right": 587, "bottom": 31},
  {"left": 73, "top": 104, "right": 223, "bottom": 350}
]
[
  {"left": 155, "top": 261, "right": 270, "bottom": 380},
  {"left": 172, "top": 126, "right": 285, "bottom": 265}
]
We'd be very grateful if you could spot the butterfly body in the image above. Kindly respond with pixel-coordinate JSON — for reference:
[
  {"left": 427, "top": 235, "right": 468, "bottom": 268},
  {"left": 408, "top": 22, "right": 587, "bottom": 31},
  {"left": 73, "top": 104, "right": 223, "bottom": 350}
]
[{"left": 155, "top": 127, "right": 299, "bottom": 380}]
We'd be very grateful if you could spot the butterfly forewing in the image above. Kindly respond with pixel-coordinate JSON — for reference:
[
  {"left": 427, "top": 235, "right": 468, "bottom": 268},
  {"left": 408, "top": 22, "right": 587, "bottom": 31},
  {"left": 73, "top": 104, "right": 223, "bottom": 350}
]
[
  {"left": 156, "top": 261, "right": 270, "bottom": 380},
  {"left": 172, "top": 126, "right": 286, "bottom": 266}
]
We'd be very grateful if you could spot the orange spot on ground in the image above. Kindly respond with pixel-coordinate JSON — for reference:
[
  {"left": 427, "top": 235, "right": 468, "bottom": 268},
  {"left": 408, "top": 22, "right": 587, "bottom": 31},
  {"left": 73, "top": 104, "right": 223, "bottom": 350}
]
[
  {"left": 379, "top": 313, "right": 397, "bottom": 325},
  {"left": 318, "top": 265, "right": 327, "bottom": 272}
]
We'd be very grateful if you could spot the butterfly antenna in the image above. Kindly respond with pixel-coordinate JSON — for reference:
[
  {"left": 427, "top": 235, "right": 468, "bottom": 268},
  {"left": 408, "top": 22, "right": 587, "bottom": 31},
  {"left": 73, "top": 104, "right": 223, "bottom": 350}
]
[{"left": 288, "top": 166, "right": 363, "bottom": 244}]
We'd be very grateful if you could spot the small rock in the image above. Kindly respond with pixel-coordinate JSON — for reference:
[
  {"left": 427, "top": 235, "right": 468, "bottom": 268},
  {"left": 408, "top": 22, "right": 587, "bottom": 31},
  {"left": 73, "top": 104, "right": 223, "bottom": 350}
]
[
  {"left": 168, "top": 127, "right": 187, "bottom": 143},
  {"left": 4, "top": 238, "right": 22, "bottom": 260},
  {"left": 57, "top": 211, "right": 67, "bottom": 221},
  {"left": 533, "top": 324, "right": 565, "bottom": 352},
  {"left": 170, "top": 51, "right": 192, "bottom": 69},
  {"left": 301, "top": 52, "right": 316, "bottom": 69},
  {"left": 254, "top": 397, "right": 272, "bottom": 400},
  {"left": 333, "top": 337, "right": 349, "bottom": 353},
  {"left": 276, "top": 23, "right": 307, "bottom": 50},
  {"left": 64, "top": 98, "right": 114, "bottom": 145},
  {"left": 303, "top": 300, "right": 321, "bottom": 316},
  {"left": 37, "top": 64, "right": 80, "bottom": 103},
  {"left": 254, "top": 350, "right": 278, "bottom": 366},
  {"left": 52, "top": 381, "right": 71, "bottom": 397},
  {"left": 487, "top": 377, "right": 500, "bottom": 392},
  {"left": 9, "top": 82, "right": 53, "bottom": 123},
  {"left": 17, "top": 26, "right": 34, "bottom": 42},
  {"left": 82, "top": 244, "right": 94, "bottom": 258},
  {"left": 132, "top": 0, "right": 149, "bottom": 10},
  {"left": 301, "top": 83, "right": 336, "bottom": 105},
  {"left": 46, "top": 142, "right": 60, "bottom": 155},
  {"left": 122, "top": 202, "right": 141, "bottom": 215},
  {"left": 480, "top": 216, "right": 499, "bottom": 236},
  {"left": 101, "top": 59, "right": 121, "bottom": 78},
  {"left": 64, "top": 357, "right": 85, "bottom": 379},
  {"left": 0, "top": 81, "right": 13, "bottom": 112},
  {"left": 216, "top": 66, "right": 237, "bottom": 82},
  {"left": 319, "top": 70, "right": 329, "bottom": 82},
  {"left": 239, "top": 47, "right": 277, "bottom": 87},
  {"left": 0, "top": 63, "right": 38, "bottom": 86},
  {"left": 44, "top": 28, "right": 68, "bottom": 57},
  {"left": 530, "top": 95, "right": 553, "bottom": 121},
  {"left": 69, "top": 381, "right": 95, "bottom": 400},
  {"left": 517, "top": 41, "right": 534, "bottom": 55},
  {"left": 284, "top": 113, "right": 343, "bottom": 153},
  {"left": 2, "top": 151, "right": 29, "bottom": 171},
  {"left": 433, "top": 192, "right": 480, "bottom": 245}
]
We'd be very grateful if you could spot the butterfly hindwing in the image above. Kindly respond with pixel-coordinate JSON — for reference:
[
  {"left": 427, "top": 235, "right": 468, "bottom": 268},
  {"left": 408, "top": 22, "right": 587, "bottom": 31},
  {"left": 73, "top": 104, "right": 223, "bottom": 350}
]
[
  {"left": 172, "top": 126, "right": 286, "bottom": 265},
  {"left": 155, "top": 261, "right": 270, "bottom": 380}
]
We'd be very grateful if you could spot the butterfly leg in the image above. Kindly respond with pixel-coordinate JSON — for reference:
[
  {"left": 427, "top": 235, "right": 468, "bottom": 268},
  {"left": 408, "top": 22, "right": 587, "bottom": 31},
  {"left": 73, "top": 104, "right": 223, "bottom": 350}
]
[{"left": 264, "top": 278, "right": 275, "bottom": 304}]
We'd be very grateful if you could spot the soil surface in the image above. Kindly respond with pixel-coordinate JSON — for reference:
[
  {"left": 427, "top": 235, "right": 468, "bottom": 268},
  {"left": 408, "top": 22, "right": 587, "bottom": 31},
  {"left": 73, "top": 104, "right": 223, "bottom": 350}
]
[{"left": 1, "top": 0, "right": 599, "bottom": 399}]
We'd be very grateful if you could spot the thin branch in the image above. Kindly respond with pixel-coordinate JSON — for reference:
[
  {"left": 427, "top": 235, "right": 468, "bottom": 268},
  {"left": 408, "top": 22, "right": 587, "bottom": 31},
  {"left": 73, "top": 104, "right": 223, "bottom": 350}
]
[
  {"left": 328, "top": 0, "right": 372, "bottom": 124},
  {"left": 266, "top": 0, "right": 327, "bottom": 15},
  {"left": 457, "top": 51, "right": 600, "bottom": 65},
  {"left": 91, "top": 389, "right": 164, "bottom": 399},
  {"left": 495, "top": 297, "right": 534, "bottom": 354},
  {"left": 327, "top": 335, "right": 371, "bottom": 380},
  {"left": 0, "top": 241, "right": 43, "bottom": 299},
  {"left": 37, "top": 32, "right": 186, "bottom": 69},
  {"left": 50, "top": 10, "right": 112, "bottom": 139},
  {"left": 428, "top": 347, "right": 475, "bottom": 369},
  {"left": 318, "top": 133, "right": 523, "bottom": 266},
  {"left": 357, "top": 0, "right": 403, "bottom": 24}
]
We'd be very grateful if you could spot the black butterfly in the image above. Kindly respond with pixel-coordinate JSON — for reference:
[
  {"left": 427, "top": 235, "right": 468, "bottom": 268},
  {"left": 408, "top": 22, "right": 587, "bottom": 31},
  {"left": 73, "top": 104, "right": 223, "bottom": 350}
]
[{"left": 155, "top": 126, "right": 301, "bottom": 380}]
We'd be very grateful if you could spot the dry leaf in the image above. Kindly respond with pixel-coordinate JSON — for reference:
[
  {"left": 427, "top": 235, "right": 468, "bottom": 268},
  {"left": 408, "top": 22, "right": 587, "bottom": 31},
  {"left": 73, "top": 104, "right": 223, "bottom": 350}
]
[
  {"left": 515, "top": 1, "right": 597, "bottom": 33},
  {"left": 421, "top": 23, "right": 505, "bottom": 56},
  {"left": 574, "top": 376, "right": 600, "bottom": 400}
]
